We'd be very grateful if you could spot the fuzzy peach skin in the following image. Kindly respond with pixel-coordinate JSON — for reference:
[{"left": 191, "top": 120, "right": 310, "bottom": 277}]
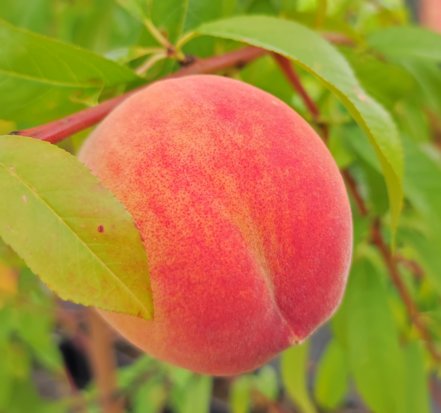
[{"left": 79, "top": 75, "right": 352, "bottom": 375}]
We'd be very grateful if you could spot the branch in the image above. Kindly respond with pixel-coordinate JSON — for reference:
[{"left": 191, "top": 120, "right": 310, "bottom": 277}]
[
  {"left": 342, "top": 170, "right": 369, "bottom": 216},
  {"left": 272, "top": 55, "right": 329, "bottom": 141},
  {"left": 12, "top": 46, "right": 265, "bottom": 143},
  {"left": 275, "top": 53, "right": 441, "bottom": 363},
  {"left": 322, "top": 32, "right": 356, "bottom": 46},
  {"left": 272, "top": 55, "right": 320, "bottom": 120},
  {"left": 87, "top": 310, "right": 124, "bottom": 413}
]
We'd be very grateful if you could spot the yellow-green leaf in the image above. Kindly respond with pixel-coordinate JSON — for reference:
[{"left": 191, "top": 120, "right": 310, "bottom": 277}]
[{"left": 0, "top": 135, "right": 152, "bottom": 319}]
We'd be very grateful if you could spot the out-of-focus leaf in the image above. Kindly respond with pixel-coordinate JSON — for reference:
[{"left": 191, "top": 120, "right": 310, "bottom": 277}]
[
  {"left": 254, "top": 365, "right": 278, "bottom": 400},
  {"left": 118, "top": 356, "right": 159, "bottom": 388},
  {"left": 281, "top": 343, "right": 316, "bottom": 413},
  {"left": 368, "top": 26, "right": 441, "bottom": 61},
  {"left": 133, "top": 379, "right": 167, "bottom": 413},
  {"left": 230, "top": 376, "right": 252, "bottom": 413},
  {"left": 168, "top": 366, "right": 193, "bottom": 389},
  {"left": 345, "top": 257, "right": 405, "bottom": 413},
  {"left": 314, "top": 339, "right": 348, "bottom": 410},
  {"left": 367, "top": 27, "right": 441, "bottom": 115},
  {"left": 0, "top": 136, "right": 153, "bottom": 319},
  {"left": 179, "top": 376, "right": 212, "bottom": 413},
  {"left": 0, "top": 0, "right": 53, "bottom": 34},
  {"left": 404, "top": 138, "right": 441, "bottom": 221},
  {"left": 0, "top": 19, "right": 137, "bottom": 124},
  {"left": 396, "top": 102, "right": 431, "bottom": 143},
  {"left": 197, "top": 15, "right": 403, "bottom": 231},
  {"left": 245, "top": 0, "right": 279, "bottom": 14},
  {"left": 0, "top": 342, "right": 13, "bottom": 408},
  {"left": 399, "top": 138, "right": 441, "bottom": 294},
  {"left": 58, "top": 0, "right": 143, "bottom": 54},
  {"left": 344, "top": 50, "right": 417, "bottom": 109},
  {"left": 400, "top": 61, "right": 441, "bottom": 116},
  {"left": 400, "top": 224, "right": 441, "bottom": 296},
  {"left": 403, "top": 341, "right": 430, "bottom": 413},
  {"left": 349, "top": 133, "right": 441, "bottom": 294},
  {"left": 151, "top": 0, "right": 224, "bottom": 42},
  {"left": 117, "top": 0, "right": 147, "bottom": 22},
  {"left": 7, "top": 380, "right": 64, "bottom": 413},
  {"left": 14, "top": 308, "right": 60, "bottom": 370}
]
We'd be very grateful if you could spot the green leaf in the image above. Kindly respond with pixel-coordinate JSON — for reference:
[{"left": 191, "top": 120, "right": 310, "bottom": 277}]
[
  {"left": 7, "top": 380, "right": 65, "bottom": 413},
  {"left": 400, "top": 138, "right": 441, "bottom": 294},
  {"left": 344, "top": 49, "right": 417, "bottom": 110},
  {"left": 314, "top": 339, "right": 348, "bottom": 410},
  {"left": 0, "top": 342, "right": 14, "bottom": 408},
  {"left": 117, "top": 0, "right": 147, "bottom": 22},
  {"left": 179, "top": 376, "right": 212, "bottom": 413},
  {"left": 197, "top": 15, "right": 403, "bottom": 231},
  {"left": 150, "top": 0, "right": 224, "bottom": 42},
  {"left": 368, "top": 26, "right": 441, "bottom": 62},
  {"left": 4, "top": 269, "right": 60, "bottom": 370},
  {"left": 0, "top": 135, "right": 152, "bottom": 319},
  {"left": 230, "top": 376, "right": 252, "bottom": 413},
  {"left": 254, "top": 366, "right": 278, "bottom": 400},
  {"left": 281, "top": 343, "right": 317, "bottom": 413},
  {"left": 133, "top": 379, "right": 167, "bottom": 413},
  {"left": 0, "top": 0, "right": 53, "bottom": 34},
  {"left": 403, "top": 341, "right": 430, "bottom": 413},
  {"left": 0, "top": 18, "right": 137, "bottom": 124},
  {"left": 59, "top": 0, "right": 143, "bottom": 54},
  {"left": 345, "top": 257, "right": 405, "bottom": 413},
  {"left": 404, "top": 138, "right": 441, "bottom": 221},
  {"left": 400, "top": 61, "right": 441, "bottom": 116},
  {"left": 367, "top": 27, "right": 441, "bottom": 116},
  {"left": 400, "top": 224, "right": 441, "bottom": 296}
]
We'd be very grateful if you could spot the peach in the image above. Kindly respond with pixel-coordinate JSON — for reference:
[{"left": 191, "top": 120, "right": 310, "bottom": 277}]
[{"left": 79, "top": 75, "right": 352, "bottom": 375}]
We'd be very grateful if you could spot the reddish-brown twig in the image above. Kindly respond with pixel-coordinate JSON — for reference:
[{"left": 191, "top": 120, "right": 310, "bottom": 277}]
[
  {"left": 87, "top": 310, "right": 124, "bottom": 413},
  {"left": 272, "top": 55, "right": 320, "bottom": 121},
  {"left": 396, "top": 255, "right": 425, "bottom": 280},
  {"left": 272, "top": 55, "right": 329, "bottom": 142},
  {"left": 322, "top": 32, "right": 356, "bottom": 46},
  {"left": 342, "top": 170, "right": 369, "bottom": 216},
  {"left": 275, "top": 52, "right": 441, "bottom": 363},
  {"left": 12, "top": 46, "right": 265, "bottom": 143}
]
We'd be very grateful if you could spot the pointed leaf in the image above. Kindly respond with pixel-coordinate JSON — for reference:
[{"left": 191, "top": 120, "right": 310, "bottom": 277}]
[
  {"left": 230, "top": 376, "right": 252, "bottom": 413},
  {"left": 0, "top": 18, "right": 137, "bottom": 123},
  {"left": 403, "top": 341, "right": 430, "bottom": 413},
  {"left": 281, "top": 343, "right": 317, "bottom": 413},
  {"left": 368, "top": 26, "right": 441, "bottom": 62},
  {"left": 0, "top": 135, "right": 152, "bottom": 319},
  {"left": 345, "top": 257, "right": 405, "bottom": 413},
  {"left": 314, "top": 339, "right": 348, "bottom": 410}
]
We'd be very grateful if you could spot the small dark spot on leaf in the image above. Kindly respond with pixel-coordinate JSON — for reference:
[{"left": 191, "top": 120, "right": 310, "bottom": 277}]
[{"left": 97, "top": 225, "right": 104, "bottom": 233}]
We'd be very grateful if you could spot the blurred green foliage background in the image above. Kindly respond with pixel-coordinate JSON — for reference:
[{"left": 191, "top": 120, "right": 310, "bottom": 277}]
[{"left": 1, "top": 0, "right": 441, "bottom": 412}]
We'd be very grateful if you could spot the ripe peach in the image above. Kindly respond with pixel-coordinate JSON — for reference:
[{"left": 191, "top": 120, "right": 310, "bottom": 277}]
[{"left": 79, "top": 75, "right": 352, "bottom": 375}]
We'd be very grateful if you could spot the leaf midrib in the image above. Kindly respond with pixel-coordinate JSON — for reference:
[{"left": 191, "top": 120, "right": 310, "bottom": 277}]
[{"left": 0, "top": 66, "right": 100, "bottom": 88}]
